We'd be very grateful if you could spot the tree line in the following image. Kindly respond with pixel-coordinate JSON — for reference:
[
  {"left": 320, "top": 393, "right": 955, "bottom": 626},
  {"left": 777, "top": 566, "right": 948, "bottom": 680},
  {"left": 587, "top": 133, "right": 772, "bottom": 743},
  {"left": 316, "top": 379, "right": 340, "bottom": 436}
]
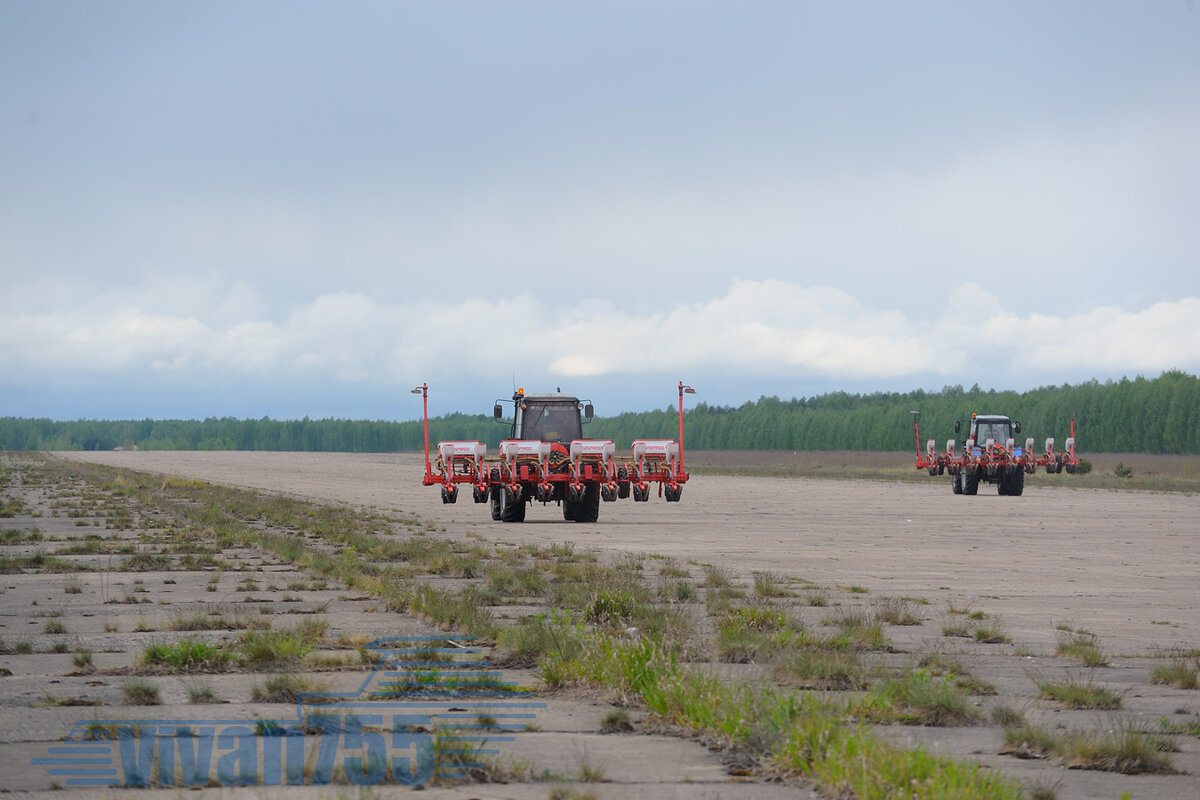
[{"left": 2, "top": 371, "right": 1197, "bottom": 454}]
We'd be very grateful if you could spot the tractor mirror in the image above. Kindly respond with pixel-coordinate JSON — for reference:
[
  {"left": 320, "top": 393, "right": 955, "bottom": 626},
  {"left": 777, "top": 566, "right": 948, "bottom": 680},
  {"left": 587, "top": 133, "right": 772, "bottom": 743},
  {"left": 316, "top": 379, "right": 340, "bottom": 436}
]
[
  {"left": 583, "top": 403, "right": 594, "bottom": 420},
  {"left": 954, "top": 420, "right": 961, "bottom": 434},
  {"left": 1014, "top": 421, "right": 1021, "bottom": 434},
  {"left": 493, "top": 404, "right": 503, "bottom": 421}
]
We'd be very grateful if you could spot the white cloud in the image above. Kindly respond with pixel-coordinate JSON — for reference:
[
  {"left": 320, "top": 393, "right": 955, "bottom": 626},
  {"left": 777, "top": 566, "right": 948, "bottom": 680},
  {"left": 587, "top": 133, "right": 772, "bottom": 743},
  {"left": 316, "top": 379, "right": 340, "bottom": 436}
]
[
  {"left": 982, "top": 299, "right": 1200, "bottom": 375},
  {"left": 546, "top": 280, "right": 953, "bottom": 378},
  {"left": 3, "top": 281, "right": 1196, "bottom": 403}
]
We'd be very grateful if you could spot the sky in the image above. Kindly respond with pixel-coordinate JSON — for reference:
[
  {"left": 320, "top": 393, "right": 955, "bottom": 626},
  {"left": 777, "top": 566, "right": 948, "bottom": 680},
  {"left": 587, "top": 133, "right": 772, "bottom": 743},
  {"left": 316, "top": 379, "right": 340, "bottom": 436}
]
[{"left": 2, "top": 1, "right": 1198, "bottom": 422}]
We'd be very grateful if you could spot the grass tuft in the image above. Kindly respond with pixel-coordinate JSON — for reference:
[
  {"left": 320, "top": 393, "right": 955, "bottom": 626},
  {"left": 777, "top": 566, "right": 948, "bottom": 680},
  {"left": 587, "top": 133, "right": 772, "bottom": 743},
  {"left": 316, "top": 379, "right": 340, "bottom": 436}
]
[
  {"left": 1035, "top": 673, "right": 1123, "bottom": 710},
  {"left": 859, "top": 670, "right": 980, "bottom": 726},
  {"left": 1150, "top": 654, "right": 1200, "bottom": 690},
  {"left": 773, "top": 649, "right": 867, "bottom": 691},
  {"left": 752, "top": 571, "right": 792, "bottom": 597},
  {"left": 121, "top": 679, "right": 161, "bottom": 706},
  {"left": 251, "top": 672, "right": 326, "bottom": 703},
  {"left": 872, "top": 595, "right": 923, "bottom": 626},
  {"left": 1004, "top": 719, "right": 1177, "bottom": 774},
  {"left": 141, "top": 638, "right": 234, "bottom": 672},
  {"left": 600, "top": 707, "right": 633, "bottom": 733},
  {"left": 183, "top": 678, "right": 221, "bottom": 704},
  {"left": 1054, "top": 630, "right": 1108, "bottom": 667}
]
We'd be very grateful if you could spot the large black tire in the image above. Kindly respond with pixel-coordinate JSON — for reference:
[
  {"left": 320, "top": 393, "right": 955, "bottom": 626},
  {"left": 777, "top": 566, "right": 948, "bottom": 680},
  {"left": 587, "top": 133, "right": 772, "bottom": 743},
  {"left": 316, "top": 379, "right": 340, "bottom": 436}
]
[
  {"left": 951, "top": 473, "right": 963, "bottom": 494},
  {"left": 963, "top": 470, "right": 980, "bottom": 496},
  {"left": 498, "top": 486, "right": 525, "bottom": 522},
  {"left": 616, "top": 466, "right": 630, "bottom": 499},
  {"left": 562, "top": 497, "right": 576, "bottom": 521},
  {"left": 573, "top": 484, "right": 600, "bottom": 523},
  {"left": 1006, "top": 468, "right": 1024, "bottom": 496},
  {"left": 489, "top": 469, "right": 502, "bottom": 520}
]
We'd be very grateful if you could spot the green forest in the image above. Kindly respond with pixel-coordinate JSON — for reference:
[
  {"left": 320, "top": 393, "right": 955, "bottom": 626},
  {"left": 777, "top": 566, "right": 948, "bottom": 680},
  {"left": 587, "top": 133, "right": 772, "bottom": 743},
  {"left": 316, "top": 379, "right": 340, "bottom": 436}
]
[{"left": 2, "top": 371, "right": 1198, "bottom": 454}]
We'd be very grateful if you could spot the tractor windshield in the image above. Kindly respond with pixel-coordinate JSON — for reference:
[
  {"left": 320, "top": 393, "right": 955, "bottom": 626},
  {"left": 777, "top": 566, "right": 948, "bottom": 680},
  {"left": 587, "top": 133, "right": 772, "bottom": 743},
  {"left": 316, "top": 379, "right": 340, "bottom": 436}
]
[
  {"left": 974, "top": 419, "right": 1011, "bottom": 443},
  {"left": 522, "top": 404, "right": 582, "bottom": 444}
]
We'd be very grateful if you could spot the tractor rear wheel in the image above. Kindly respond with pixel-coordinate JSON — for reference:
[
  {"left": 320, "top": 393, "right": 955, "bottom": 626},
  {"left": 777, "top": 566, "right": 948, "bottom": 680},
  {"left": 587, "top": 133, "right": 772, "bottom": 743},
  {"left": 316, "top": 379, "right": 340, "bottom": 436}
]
[
  {"left": 498, "top": 486, "right": 526, "bottom": 522},
  {"left": 1006, "top": 468, "right": 1024, "bottom": 496},
  {"left": 952, "top": 473, "right": 963, "bottom": 494},
  {"left": 963, "top": 470, "right": 980, "bottom": 496}
]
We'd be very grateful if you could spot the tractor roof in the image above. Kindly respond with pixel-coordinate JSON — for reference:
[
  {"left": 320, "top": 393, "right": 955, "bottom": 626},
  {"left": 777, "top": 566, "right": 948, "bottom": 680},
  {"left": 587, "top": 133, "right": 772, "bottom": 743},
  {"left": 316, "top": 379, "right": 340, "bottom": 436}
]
[{"left": 521, "top": 392, "right": 580, "bottom": 403}]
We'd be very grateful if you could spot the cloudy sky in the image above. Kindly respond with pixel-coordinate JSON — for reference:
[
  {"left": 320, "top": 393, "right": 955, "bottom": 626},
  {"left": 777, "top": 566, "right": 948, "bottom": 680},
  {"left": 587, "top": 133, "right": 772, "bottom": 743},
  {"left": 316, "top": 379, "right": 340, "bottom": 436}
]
[{"left": 2, "top": 2, "right": 1198, "bottom": 421}]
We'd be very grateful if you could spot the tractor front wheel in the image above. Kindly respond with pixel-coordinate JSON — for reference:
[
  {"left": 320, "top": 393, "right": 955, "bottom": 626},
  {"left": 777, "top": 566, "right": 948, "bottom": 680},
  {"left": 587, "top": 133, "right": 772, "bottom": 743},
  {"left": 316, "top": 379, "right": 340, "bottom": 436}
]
[
  {"left": 498, "top": 486, "right": 526, "bottom": 523},
  {"left": 573, "top": 484, "right": 600, "bottom": 523},
  {"left": 489, "top": 470, "right": 502, "bottom": 520}
]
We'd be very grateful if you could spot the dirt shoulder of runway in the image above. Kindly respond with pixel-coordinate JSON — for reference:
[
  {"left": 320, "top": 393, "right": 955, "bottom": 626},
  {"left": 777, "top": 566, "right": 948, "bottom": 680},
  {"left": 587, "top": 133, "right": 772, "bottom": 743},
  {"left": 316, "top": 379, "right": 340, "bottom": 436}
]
[{"left": 1, "top": 449, "right": 1196, "bottom": 800}]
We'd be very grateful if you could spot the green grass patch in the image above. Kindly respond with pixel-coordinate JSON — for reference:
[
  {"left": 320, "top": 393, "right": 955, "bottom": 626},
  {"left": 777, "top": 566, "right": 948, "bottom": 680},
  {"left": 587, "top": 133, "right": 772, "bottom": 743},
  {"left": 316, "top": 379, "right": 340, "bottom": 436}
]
[
  {"left": 943, "top": 614, "right": 1010, "bottom": 644},
  {"left": 772, "top": 649, "right": 867, "bottom": 691},
  {"left": 553, "top": 635, "right": 1018, "bottom": 798},
  {"left": 71, "top": 649, "right": 94, "bottom": 671},
  {"left": 121, "top": 679, "right": 161, "bottom": 706},
  {"left": 1150, "top": 655, "right": 1200, "bottom": 690},
  {"left": 1054, "top": 630, "right": 1108, "bottom": 667},
  {"left": 872, "top": 596, "right": 923, "bottom": 626},
  {"left": 859, "top": 670, "right": 980, "bottom": 726},
  {"left": 405, "top": 584, "right": 498, "bottom": 641},
  {"left": 585, "top": 589, "right": 641, "bottom": 626},
  {"left": 715, "top": 605, "right": 801, "bottom": 662},
  {"left": 600, "top": 707, "right": 633, "bottom": 733},
  {"left": 485, "top": 564, "right": 547, "bottom": 598},
  {"left": 656, "top": 559, "right": 691, "bottom": 579},
  {"left": 820, "top": 607, "right": 889, "bottom": 651},
  {"left": 121, "top": 551, "right": 173, "bottom": 571},
  {"left": 1035, "top": 674, "right": 1123, "bottom": 710},
  {"left": 0, "top": 551, "right": 86, "bottom": 574},
  {"left": 701, "top": 564, "right": 734, "bottom": 588},
  {"left": 141, "top": 638, "right": 235, "bottom": 672},
  {"left": 1, "top": 527, "right": 43, "bottom": 543},
  {"left": 1155, "top": 713, "right": 1200, "bottom": 737},
  {"left": 238, "top": 627, "right": 318, "bottom": 669},
  {"left": 752, "top": 571, "right": 792, "bottom": 597},
  {"left": 251, "top": 672, "right": 327, "bottom": 703},
  {"left": 1004, "top": 719, "right": 1177, "bottom": 774},
  {"left": 183, "top": 679, "right": 221, "bottom": 704},
  {"left": 168, "top": 610, "right": 260, "bottom": 631}
]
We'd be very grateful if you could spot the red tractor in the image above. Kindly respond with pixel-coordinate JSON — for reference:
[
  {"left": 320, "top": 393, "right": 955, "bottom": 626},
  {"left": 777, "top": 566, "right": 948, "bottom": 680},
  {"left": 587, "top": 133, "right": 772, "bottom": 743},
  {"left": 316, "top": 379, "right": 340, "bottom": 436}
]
[
  {"left": 414, "top": 383, "right": 695, "bottom": 522},
  {"left": 913, "top": 412, "right": 1079, "bottom": 496}
]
